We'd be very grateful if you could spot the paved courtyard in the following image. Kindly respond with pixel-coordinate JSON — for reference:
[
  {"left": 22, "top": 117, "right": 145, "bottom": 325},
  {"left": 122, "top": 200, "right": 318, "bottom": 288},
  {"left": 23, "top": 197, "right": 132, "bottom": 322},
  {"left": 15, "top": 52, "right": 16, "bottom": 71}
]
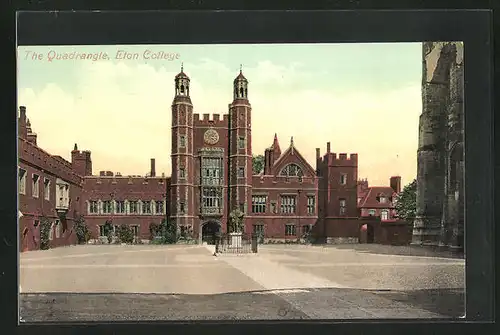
[{"left": 19, "top": 243, "right": 465, "bottom": 321}]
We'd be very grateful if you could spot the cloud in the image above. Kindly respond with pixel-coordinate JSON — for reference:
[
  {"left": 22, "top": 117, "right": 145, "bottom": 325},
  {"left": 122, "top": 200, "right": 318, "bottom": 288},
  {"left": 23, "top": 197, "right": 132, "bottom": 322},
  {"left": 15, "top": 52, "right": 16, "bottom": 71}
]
[{"left": 18, "top": 58, "right": 420, "bottom": 186}]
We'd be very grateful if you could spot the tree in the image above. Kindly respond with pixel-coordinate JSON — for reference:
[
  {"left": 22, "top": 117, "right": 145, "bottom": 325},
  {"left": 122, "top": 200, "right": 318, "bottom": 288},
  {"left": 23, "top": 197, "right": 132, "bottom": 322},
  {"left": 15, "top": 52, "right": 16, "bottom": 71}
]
[
  {"left": 39, "top": 216, "right": 52, "bottom": 250},
  {"left": 159, "top": 219, "right": 178, "bottom": 244},
  {"left": 252, "top": 154, "right": 265, "bottom": 175},
  {"left": 395, "top": 179, "right": 417, "bottom": 222},
  {"left": 117, "top": 224, "right": 134, "bottom": 244},
  {"left": 74, "top": 215, "right": 90, "bottom": 244},
  {"left": 103, "top": 220, "right": 114, "bottom": 243},
  {"left": 229, "top": 208, "right": 245, "bottom": 233}
]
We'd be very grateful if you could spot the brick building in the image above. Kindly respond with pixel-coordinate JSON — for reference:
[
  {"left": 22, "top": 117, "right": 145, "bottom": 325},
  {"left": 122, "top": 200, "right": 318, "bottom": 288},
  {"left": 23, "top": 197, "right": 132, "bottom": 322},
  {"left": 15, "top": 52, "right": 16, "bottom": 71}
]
[
  {"left": 18, "top": 66, "right": 399, "bottom": 250},
  {"left": 357, "top": 176, "right": 401, "bottom": 221}
]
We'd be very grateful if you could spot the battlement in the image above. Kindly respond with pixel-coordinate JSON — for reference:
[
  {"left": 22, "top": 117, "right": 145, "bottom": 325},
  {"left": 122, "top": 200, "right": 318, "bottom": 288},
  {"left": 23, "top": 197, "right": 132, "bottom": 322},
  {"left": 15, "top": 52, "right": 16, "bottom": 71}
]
[
  {"left": 193, "top": 113, "right": 229, "bottom": 127},
  {"left": 71, "top": 150, "right": 92, "bottom": 160}
]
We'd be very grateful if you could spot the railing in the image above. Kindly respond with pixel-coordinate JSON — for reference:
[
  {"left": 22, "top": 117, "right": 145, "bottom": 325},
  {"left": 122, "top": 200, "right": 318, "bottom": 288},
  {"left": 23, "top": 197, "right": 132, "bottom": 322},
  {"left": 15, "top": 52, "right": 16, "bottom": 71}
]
[{"left": 215, "top": 233, "right": 257, "bottom": 254}]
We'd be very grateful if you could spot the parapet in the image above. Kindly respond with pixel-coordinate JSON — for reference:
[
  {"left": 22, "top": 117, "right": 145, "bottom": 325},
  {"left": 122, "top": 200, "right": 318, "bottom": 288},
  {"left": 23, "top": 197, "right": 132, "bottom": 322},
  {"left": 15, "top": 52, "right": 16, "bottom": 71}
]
[
  {"left": 193, "top": 113, "right": 229, "bottom": 127},
  {"left": 318, "top": 152, "right": 358, "bottom": 166}
]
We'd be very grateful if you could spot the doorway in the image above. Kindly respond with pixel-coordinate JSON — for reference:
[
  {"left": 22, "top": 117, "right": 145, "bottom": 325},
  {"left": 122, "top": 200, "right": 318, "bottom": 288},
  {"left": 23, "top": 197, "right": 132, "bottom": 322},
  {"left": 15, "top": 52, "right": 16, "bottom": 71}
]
[
  {"left": 367, "top": 224, "right": 375, "bottom": 243},
  {"left": 202, "top": 221, "right": 220, "bottom": 245}
]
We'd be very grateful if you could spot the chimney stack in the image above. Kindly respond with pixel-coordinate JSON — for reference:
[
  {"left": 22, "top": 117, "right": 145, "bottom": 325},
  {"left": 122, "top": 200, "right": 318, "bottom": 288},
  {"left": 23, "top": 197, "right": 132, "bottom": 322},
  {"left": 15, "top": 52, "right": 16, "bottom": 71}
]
[
  {"left": 150, "top": 158, "right": 156, "bottom": 177},
  {"left": 326, "top": 142, "right": 331, "bottom": 153},
  {"left": 19, "top": 106, "right": 26, "bottom": 120},
  {"left": 390, "top": 176, "right": 401, "bottom": 194}
]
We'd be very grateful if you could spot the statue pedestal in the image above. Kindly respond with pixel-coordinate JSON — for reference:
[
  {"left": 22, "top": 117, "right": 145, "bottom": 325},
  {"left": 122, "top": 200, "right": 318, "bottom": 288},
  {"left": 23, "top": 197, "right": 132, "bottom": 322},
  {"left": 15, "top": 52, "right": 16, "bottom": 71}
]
[{"left": 229, "top": 232, "right": 242, "bottom": 248}]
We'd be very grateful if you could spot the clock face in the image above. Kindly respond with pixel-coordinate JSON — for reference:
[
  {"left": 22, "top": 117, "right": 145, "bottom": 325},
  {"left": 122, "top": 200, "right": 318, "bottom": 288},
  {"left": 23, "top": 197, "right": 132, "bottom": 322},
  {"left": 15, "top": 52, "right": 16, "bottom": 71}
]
[{"left": 204, "top": 128, "right": 220, "bottom": 145}]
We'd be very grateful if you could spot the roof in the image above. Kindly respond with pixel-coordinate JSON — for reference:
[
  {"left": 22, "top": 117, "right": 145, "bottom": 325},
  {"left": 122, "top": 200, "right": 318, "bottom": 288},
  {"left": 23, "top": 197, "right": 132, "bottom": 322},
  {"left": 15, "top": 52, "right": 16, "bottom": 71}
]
[
  {"left": 358, "top": 186, "right": 397, "bottom": 209},
  {"left": 175, "top": 70, "right": 189, "bottom": 80},
  {"left": 234, "top": 70, "right": 247, "bottom": 82}
]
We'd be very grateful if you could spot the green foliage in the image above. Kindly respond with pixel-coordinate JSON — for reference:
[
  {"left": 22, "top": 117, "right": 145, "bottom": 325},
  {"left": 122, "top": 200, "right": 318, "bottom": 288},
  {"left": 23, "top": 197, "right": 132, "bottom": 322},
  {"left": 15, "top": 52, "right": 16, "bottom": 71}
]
[
  {"left": 117, "top": 224, "right": 135, "bottom": 244},
  {"left": 39, "top": 216, "right": 52, "bottom": 250},
  {"left": 74, "top": 215, "right": 90, "bottom": 244},
  {"left": 150, "top": 220, "right": 178, "bottom": 244},
  {"left": 103, "top": 220, "right": 114, "bottom": 243},
  {"left": 252, "top": 154, "right": 265, "bottom": 175},
  {"left": 395, "top": 179, "right": 417, "bottom": 222},
  {"left": 229, "top": 208, "right": 245, "bottom": 233},
  {"left": 149, "top": 222, "right": 160, "bottom": 239}
]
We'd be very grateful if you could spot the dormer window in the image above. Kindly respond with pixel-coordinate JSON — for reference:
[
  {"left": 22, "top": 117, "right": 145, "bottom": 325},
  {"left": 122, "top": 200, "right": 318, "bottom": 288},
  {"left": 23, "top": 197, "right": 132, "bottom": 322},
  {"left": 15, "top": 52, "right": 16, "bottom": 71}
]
[{"left": 379, "top": 196, "right": 386, "bottom": 204}]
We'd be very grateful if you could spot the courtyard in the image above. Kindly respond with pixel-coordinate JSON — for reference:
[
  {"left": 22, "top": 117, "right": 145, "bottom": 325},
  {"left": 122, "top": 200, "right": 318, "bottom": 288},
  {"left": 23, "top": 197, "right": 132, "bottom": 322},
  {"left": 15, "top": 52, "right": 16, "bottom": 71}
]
[{"left": 19, "top": 243, "right": 465, "bottom": 321}]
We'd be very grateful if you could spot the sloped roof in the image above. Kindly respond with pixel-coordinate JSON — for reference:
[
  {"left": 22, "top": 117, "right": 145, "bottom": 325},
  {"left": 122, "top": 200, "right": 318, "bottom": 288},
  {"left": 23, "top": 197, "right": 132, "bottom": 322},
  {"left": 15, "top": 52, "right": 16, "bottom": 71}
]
[{"left": 358, "top": 186, "right": 396, "bottom": 209}]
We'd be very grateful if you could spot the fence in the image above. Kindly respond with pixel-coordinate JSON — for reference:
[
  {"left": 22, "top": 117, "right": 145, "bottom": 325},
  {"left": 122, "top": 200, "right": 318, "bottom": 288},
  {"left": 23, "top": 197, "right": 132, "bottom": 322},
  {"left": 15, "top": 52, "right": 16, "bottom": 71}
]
[{"left": 215, "top": 233, "right": 258, "bottom": 254}]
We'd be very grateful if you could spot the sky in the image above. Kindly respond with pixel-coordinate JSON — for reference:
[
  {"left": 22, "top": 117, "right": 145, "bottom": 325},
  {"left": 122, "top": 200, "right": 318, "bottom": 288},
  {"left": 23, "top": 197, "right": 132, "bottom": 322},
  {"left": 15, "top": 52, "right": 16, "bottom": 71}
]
[{"left": 17, "top": 43, "right": 422, "bottom": 187}]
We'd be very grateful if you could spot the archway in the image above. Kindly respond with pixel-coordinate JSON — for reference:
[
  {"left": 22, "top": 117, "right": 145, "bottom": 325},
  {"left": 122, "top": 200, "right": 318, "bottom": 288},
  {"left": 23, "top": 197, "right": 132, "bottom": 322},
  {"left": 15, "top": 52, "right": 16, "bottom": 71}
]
[{"left": 201, "top": 220, "right": 221, "bottom": 245}]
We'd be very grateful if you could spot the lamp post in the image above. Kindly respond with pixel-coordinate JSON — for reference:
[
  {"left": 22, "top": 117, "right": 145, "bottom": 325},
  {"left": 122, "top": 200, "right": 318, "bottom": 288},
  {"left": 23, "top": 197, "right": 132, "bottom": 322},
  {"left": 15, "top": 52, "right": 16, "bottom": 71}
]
[{"left": 297, "top": 189, "right": 301, "bottom": 238}]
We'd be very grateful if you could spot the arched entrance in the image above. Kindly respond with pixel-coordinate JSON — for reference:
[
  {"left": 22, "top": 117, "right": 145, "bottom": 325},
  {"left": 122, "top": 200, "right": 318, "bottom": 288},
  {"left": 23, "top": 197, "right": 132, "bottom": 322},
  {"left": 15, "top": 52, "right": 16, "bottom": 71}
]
[{"left": 201, "top": 220, "right": 221, "bottom": 245}]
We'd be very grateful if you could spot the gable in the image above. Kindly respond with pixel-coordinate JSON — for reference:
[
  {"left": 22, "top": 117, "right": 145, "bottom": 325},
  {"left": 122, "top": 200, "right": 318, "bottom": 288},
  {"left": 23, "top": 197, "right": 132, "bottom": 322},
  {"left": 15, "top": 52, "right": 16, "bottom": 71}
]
[{"left": 272, "top": 145, "right": 316, "bottom": 177}]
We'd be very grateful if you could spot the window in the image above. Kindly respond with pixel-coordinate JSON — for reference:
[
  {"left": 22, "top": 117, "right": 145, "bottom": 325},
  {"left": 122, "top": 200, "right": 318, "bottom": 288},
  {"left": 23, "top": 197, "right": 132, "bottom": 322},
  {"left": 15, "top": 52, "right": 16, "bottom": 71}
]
[
  {"left": 32, "top": 174, "right": 40, "bottom": 198},
  {"left": 102, "top": 201, "right": 112, "bottom": 214},
  {"left": 179, "top": 135, "right": 186, "bottom": 148},
  {"left": 131, "top": 225, "right": 139, "bottom": 237},
  {"left": 179, "top": 168, "right": 186, "bottom": 179},
  {"left": 115, "top": 201, "right": 125, "bottom": 214},
  {"left": 253, "top": 224, "right": 264, "bottom": 235},
  {"left": 369, "top": 209, "right": 376, "bottom": 216},
  {"left": 339, "top": 198, "right": 347, "bottom": 215},
  {"left": 379, "top": 196, "right": 386, "bottom": 204},
  {"left": 49, "top": 222, "right": 54, "bottom": 240},
  {"left": 99, "top": 225, "right": 106, "bottom": 237},
  {"left": 129, "top": 201, "right": 138, "bottom": 214},
  {"left": 54, "top": 220, "right": 61, "bottom": 238},
  {"left": 340, "top": 174, "right": 347, "bottom": 185},
  {"left": 270, "top": 201, "right": 277, "bottom": 214},
  {"left": 142, "top": 201, "right": 152, "bottom": 214},
  {"left": 156, "top": 201, "right": 164, "bottom": 214},
  {"left": 238, "top": 167, "right": 245, "bottom": 178},
  {"left": 285, "top": 224, "right": 296, "bottom": 236},
  {"left": 202, "top": 187, "right": 221, "bottom": 214},
  {"left": 279, "top": 164, "right": 303, "bottom": 177},
  {"left": 43, "top": 178, "right": 50, "bottom": 200},
  {"left": 252, "top": 195, "right": 267, "bottom": 213},
  {"left": 381, "top": 210, "right": 389, "bottom": 221},
  {"left": 201, "top": 157, "right": 223, "bottom": 186},
  {"left": 19, "top": 168, "right": 26, "bottom": 194},
  {"left": 280, "top": 195, "right": 297, "bottom": 214},
  {"left": 179, "top": 202, "right": 185, "bottom": 214},
  {"left": 89, "top": 201, "right": 98, "bottom": 214},
  {"left": 301, "top": 225, "right": 311, "bottom": 235},
  {"left": 238, "top": 137, "right": 245, "bottom": 149},
  {"left": 34, "top": 220, "right": 39, "bottom": 227},
  {"left": 307, "top": 196, "right": 315, "bottom": 214},
  {"left": 358, "top": 197, "right": 362, "bottom": 204}
]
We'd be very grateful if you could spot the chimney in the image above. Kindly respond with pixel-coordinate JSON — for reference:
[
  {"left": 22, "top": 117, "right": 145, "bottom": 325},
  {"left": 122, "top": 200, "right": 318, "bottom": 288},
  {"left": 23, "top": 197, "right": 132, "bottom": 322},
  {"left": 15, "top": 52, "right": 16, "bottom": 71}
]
[
  {"left": 390, "top": 176, "right": 401, "bottom": 194},
  {"left": 316, "top": 148, "right": 320, "bottom": 160},
  {"left": 19, "top": 106, "right": 26, "bottom": 120},
  {"left": 326, "top": 142, "right": 331, "bottom": 153},
  {"left": 150, "top": 158, "right": 156, "bottom": 177}
]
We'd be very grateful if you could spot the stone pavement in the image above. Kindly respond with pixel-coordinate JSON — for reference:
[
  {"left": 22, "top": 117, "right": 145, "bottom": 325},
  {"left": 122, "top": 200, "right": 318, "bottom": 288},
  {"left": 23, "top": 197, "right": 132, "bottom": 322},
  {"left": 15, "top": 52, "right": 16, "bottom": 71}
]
[{"left": 19, "top": 243, "right": 465, "bottom": 321}]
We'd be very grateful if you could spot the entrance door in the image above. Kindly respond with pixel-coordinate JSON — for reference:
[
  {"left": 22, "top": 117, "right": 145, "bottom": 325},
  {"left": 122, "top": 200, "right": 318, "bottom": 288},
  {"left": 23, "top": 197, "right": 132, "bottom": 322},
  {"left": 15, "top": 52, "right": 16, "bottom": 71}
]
[
  {"left": 202, "top": 221, "right": 220, "bottom": 245},
  {"left": 367, "top": 224, "right": 375, "bottom": 243}
]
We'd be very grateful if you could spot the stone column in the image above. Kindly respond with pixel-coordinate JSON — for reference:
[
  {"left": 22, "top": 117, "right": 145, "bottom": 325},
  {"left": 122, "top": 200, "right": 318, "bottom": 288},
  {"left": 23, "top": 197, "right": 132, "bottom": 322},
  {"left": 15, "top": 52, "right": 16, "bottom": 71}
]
[{"left": 412, "top": 42, "right": 454, "bottom": 246}]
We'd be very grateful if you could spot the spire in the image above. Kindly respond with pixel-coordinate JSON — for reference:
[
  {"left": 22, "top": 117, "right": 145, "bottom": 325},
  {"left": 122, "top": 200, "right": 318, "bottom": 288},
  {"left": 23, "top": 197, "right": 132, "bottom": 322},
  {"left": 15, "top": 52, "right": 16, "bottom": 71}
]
[
  {"left": 181, "top": 62, "right": 184, "bottom": 72},
  {"left": 290, "top": 136, "right": 295, "bottom": 154},
  {"left": 74, "top": 143, "right": 78, "bottom": 151},
  {"left": 240, "top": 64, "right": 242, "bottom": 73}
]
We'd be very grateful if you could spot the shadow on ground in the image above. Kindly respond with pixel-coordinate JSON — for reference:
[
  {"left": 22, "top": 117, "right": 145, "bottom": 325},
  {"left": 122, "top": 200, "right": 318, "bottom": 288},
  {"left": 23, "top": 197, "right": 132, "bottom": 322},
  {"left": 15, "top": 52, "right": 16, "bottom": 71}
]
[{"left": 318, "top": 244, "right": 464, "bottom": 259}]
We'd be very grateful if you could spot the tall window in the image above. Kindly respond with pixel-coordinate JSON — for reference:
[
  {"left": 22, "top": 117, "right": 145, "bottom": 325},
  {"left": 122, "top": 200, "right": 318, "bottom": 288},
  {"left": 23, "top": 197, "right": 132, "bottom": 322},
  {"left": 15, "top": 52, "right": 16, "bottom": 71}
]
[
  {"left": 279, "top": 164, "right": 303, "bottom": 177},
  {"left": 179, "top": 135, "right": 186, "bottom": 148},
  {"left": 179, "top": 202, "right": 185, "bottom": 214},
  {"left": 238, "top": 137, "right": 245, "bottom": 149},
  {"left": 116, "top": 201, "right": 125, "bottom": 214},
  {"left": 32, "top": 174, "right": 40, "bottom": 198},
  {"left": 280, "top": 195, "right": 297, "bottom": 214},
  {"left": 129, "top": 201, "right": 138, "bottom": 214},
  {"left": 142, "top": 200, "right": 152, "bottom": 214},
  {"left": 201, "top": 157, "right": 223, "bottom": 186},
  {"left": 253, "top": 224, "right": 264, "bottom": 235},
  {"left": 252, "top": 195, "right": 267, "bottom": 213},
  {"left": 131, "top": 225, "right": 139, "bottom": 237},
  {"left": 99, "top": 225, "right": 106, "bottom": 237},
  {"left": 381, "top": 210, "right": 389, "bottom": 221},
  {"left": 307, "top": 196, "right": 315, "bottom": 214},
  {"left": 156, "top": 201, "right": 164, "bottom": 214},
  {"left": 102, "top": 200, "right": 112, "bottom": 214},
  {"left": 368, "top": 209, "right": 376, "bottom": 216},
  {"left": 285, "top": 224, "right": 296, "bottom": 236},
  {"left": 19, "top": 168, "right": 27, "bottom": 194},
  {"left": 203, "top": 188, "right": 221, "bottom": 209},
  {"left": 55, "top": 220, "right": 61, "bottom": 238},
  {"left": 339, "top": 198, "right": 346, "bottom": 215},
  {"left": 43, "top": 178, "right": 50, "bottom": 200},
  {"left": 179, "top": 168, "right": 186, "bottom": 179},
  {"left": 238, "top": 167, "right": 245, "bottom": 178},
  {"left": 89, "top": 201, "right": 98, "bottom": 214},
  {"left": 340, "top": 174, "right": 347, "bottom": 185}
]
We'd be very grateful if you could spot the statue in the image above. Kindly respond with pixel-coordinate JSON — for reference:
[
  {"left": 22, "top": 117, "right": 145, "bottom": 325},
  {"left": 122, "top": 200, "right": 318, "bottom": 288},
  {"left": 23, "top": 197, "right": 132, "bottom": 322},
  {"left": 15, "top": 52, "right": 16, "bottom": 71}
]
[{"left": 228, "top": 208, "right": 244, "bottom": 233}]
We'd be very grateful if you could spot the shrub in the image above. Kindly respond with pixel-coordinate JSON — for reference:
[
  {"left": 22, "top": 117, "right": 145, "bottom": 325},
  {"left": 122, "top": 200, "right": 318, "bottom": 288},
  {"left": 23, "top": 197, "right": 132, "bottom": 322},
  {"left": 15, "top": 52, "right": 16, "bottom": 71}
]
[
  {"left": 149, "top": 222, "right": 160, "bottom": 239},
  {"left": 39, "top": 216, "right": 52, "bottom": 250},
  {"left": 159, "top": 219, "right": 178, "bottom": 244},
  {"left": 117, "top": 224, "right": 134, "bottom": 244},
  {"left": 74, "top": 215, "right": 90, "bottom": 244},
  {"left": 103, "top": 220, "right": 114, "bottom": 243}
]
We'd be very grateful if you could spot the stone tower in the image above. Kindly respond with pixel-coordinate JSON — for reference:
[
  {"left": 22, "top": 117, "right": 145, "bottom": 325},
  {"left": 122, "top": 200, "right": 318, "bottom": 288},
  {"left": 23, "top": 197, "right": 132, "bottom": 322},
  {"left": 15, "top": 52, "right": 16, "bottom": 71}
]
[
  {"left": 412, "top": 42, "right": 464, "bottom": 251},
  {"left": 228, "top": 67, "right": 252, "bottom": 230},
  {"left": 170, "top": 64, "right": 195, "bottom": 232}
]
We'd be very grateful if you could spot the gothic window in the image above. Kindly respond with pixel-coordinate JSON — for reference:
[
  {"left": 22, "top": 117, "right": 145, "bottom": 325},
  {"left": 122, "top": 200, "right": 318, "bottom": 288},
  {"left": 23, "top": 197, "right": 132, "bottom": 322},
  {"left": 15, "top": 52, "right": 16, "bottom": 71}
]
[
  {"left": 115, "top": 201, "right": 125, "bottom": 214},
  {"left": 307, "top": 196, "right": 315, "bottom": 214},
  {"left": 142, "top": 201, "right": 152, "bottom": 214},
  {"left": 44, "top": 178, "right": 50, "bottom": 200},
  {"left": 253, "top": 224, "right": 264, "bottom": 234},
  {"left": 252, "top": 195, "right": 267, "bottom": 213},
  {"left": 32, "top": 174, "right": 40, "bottom": 198},
  {"left": 202, "top": 188, "right": 221, "bottom": 208},
  {"left": 89, "top": 201, "right": 98, "bottom": 214},
  {"left": 179, "top": 202, "right": 185, "bottom": 214},
  {"left": 155, "top": 201, "right": 164, "bottom": 214},
  {"left": 339, "top": 198, "right": 347, "bottom": 215},
  {"left": 201, "top": 157, "right": 223, "bottom": 185},
  {"left": 18, "top": 168, "right": 26, "bottom": 194},
  {"left": 279, "top": 164, "right": 304, "bottom": 177},
  {"left": 129, "top": 201, "right": 138, "bottom": 214},
  {"left": 285, "top": 224, "right": 296, "bottom": 236},
  {"left": 280, "top": 195, "right": 297, "bottom": 214},
  {"left": 102, "top": 200, "right": 112, "bottom": 214}
]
